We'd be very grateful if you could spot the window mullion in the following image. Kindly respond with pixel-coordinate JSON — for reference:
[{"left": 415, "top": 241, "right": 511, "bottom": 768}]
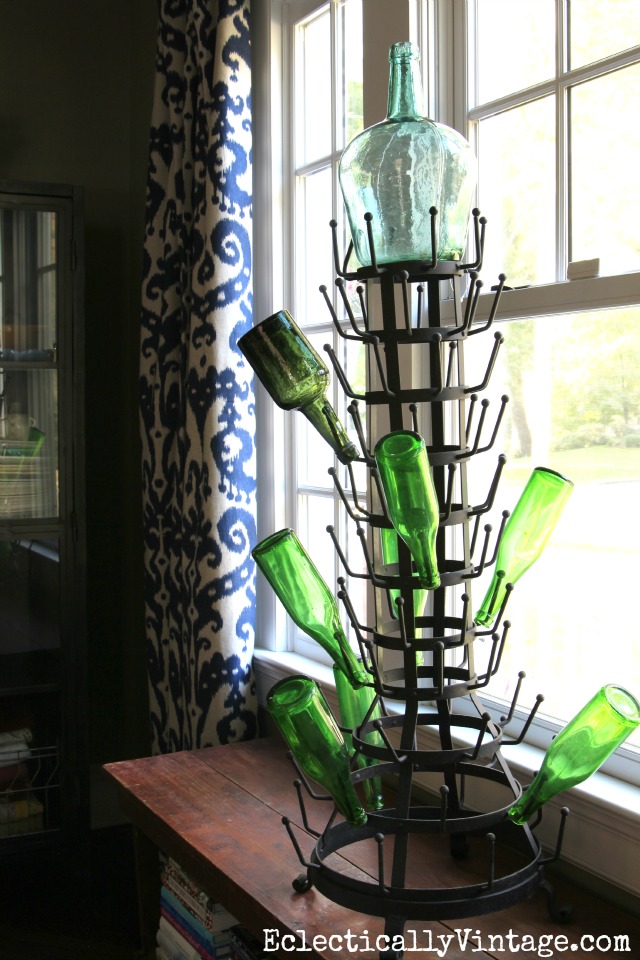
[{"left": 556, "top": 0, "right": 568, "bottom": 281}]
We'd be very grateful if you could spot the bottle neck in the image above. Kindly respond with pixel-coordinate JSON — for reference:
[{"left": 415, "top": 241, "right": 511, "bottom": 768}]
[
  {"left": 301, "top": 396, "right": 359, "bottom": 465},
  {"left": 387, "top": 51, "right": 425, "bottom": 121}
]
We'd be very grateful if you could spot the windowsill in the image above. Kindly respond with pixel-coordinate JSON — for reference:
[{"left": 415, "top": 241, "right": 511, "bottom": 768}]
[{"left": 254, "top": 648, "right": 640, "bottom": 901}]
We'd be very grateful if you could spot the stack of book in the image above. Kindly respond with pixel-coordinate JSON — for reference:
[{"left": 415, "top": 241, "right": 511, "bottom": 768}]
[
  {"left": 228, "top": 925, "right": 267, "bottom": 960},
  {"left": 156, "top": 858, "right": 239, "bottom": 960}
]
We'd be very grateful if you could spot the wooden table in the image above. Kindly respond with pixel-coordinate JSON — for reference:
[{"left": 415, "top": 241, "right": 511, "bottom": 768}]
[{"left": 104, "top": 737, "right": 640, "bottom": 960}]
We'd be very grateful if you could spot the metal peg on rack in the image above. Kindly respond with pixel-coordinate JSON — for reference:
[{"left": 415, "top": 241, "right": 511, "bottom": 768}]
[
  {"left": 465, "top": 332, "right": 504, "bottom": 393},
  {"left": 469, "top": 523, "right": 493, "bottom": 578},
  {"left": 397, "top": 271, "right": 412, "bottom": 335},
  {"left": 328, "top": 467, "right": 367, "bottom": 522},
  {"left": 474, "top": 577, "right": 514, "bottom": 636},
  {"left": 438, "top": 785, "right": 449, "bottom": 831},
  {"left": 416, "top": 284, "right": 424, "bottom": 329},
  {"left": 442, "top": 462, "right": 458, "bottom": 521},
  {"left": 486, "top": 510, "right": 510, "bottom": 566},
  {"left": 373, "top": 719, "right": 407, "bottom": 764},
  {"left": 470, "top": 713, "right": 493, "bottom": 760},
  {"left": 293, "top": 780, "right": 322, "bottom": 838},
  {"left": 501, "top": 670, "right": 526, "bottom": 725},
  {"left": 348, "top": 401, "right": 374, "bottom": 464},
  {"left": 375, "top": 833, "right": 387, "bottom": 891},
  {"left": 329, "top": 218, "right": 354, "bottom": 279},
  {"left": 336, "top": 277, "right": 368, "bottom": 338},
  {"left": 364, "top": 213, "right": 382, "bottom": 274},
  {"left": 474, "top": 395, "right": 509, "bottom": 456},
  {"left": 460, "top": 272, "right": 482, "bottom": 336},
  {"left": 486, "top": 833, "right": 496, "bottom": 890},
  {"left": 503, "top": 693, "right": 545, "bottom": 746},
  {"left": 469, "top": 274, "right": 507, "bottom": 336},
  {"left": 282, "top": 816, "right": 322, "bottom": 873},
  {"left": 324, "top": 343, "right": 366, "bottom": 399},
  {"left": 540, "top": 808, "right": 570, "bottom": 865},
  {"left": 460, "top": 208, "right": 487, "bottom": 272},
  {"left": 320, "top": 284, "right": 362, "bottom": 342},
  {"left": 470, "top": 454, "right": 507, "bottom": 518},
  {"left": 445, "top": 341, "right": 458, "bottom": 388}
]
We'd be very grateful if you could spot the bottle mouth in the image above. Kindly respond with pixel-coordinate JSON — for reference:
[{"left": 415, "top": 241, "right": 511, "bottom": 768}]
[
  {"left": 604, "top": 685, "right": 640, "bottom": 725},
  {"left": 252, "top": 527, "right": 295, "bottom": 560},
  {"left": 389, "top": 41, "right": 419, "bottom": 62},
  {"left": 532, "top": 466, "right": 574, "bottom": 487},
  {"left": 266, "top": 675, "right": 317, "bottom": 715},
  {"left": 238, "top": 309, "right": 294, "bottom": 349},
  {"left": 375, "top": 430, "right": 424, "bottom": 462}
]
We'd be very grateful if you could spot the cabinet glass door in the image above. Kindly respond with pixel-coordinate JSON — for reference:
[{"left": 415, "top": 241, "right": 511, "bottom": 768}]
[{"left": 0, "top": 206, "right": 58, "bottom": 519}]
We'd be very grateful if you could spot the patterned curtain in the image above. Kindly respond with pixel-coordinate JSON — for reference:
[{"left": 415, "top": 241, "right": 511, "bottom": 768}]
[{"left": 139, "top": 0, "right": 256, "bottom": 754}]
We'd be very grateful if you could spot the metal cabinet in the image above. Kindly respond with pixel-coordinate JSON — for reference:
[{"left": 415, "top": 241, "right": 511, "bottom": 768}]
[{"left": 0, "top": 181, "right": 86, "bottom": 850}]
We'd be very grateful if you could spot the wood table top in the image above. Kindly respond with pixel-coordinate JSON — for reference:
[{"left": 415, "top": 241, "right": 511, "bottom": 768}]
[{"left": 104, "top": 736, "right": 640, "bottom": 960}]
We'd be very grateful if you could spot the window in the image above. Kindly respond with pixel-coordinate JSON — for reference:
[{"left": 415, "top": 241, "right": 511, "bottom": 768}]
[
  {"left": 251, "top": 0, "right": 640, "bottom": 900},
  {"left": 253, "top": 2, "right": 640, "bottom": 773}
]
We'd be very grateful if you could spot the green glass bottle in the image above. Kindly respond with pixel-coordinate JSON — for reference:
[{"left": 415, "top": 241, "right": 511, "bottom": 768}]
[
  {"left": 509, "top": 685, "right": 640, "bottom": 825},
  {"left": 267, "top": 675, "right": 367, "bottom": 827},
  {"left": 339, "top": 41, "right": 476, "bottom": 266},
  {"left": 333, "top": 663, "right": 384, "bottom": 812},
  {"left": 374, "top": 431, "right": 440, "bottom": 590},
  {"left": 238, "top": 310, "right": 358, "bottom": 465},
  {"left": 252, "top": 528, "right": 368, "bottom": 689},
  {"left": 475, "top": 467, "right": 573, "bottom": 627}
]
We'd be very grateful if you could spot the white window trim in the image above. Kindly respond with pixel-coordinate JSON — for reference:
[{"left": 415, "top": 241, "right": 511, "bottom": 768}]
[{"left": 252, "top": 0, "right": 640, "bottom": 899}]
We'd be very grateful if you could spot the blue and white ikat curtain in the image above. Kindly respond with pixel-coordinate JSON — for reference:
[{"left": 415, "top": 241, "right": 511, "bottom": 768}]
[{"left": 140, "top": 0, "right": 256, "bottom": 753}]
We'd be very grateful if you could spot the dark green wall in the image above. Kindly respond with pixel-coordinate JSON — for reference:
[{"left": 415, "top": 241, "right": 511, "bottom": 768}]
[{"left": 0, "top": 0, "right": 158, "bottom": 762}]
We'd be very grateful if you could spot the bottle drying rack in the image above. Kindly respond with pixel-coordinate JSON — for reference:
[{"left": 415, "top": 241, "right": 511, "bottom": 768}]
[{"left": 279, "top": 210, "right": 570, "bottom": 954}]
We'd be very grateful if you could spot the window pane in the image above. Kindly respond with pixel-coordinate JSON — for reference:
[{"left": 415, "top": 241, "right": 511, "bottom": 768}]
[
  {"left": 296, "top": 9, "right": 332, "bottom": 165},
  {"left": 297, "top": 491, "right": 335, "bottom": 589},
  {"left": 569, "top": 0, "right": 640, "bottom": 70},
  {"left": 295, "top": 328, "right": 335, "bottom": 488},
  {"left": 336, "top": 0, "right": 363, "bottom": 151},
  {"left": 0, "top": 369, "right": 58, "bottom": 518},
  {"left": 477, "top": 96, "right": 556, "bottom": 287},
  {"left": 466, "top": 308, "right": 640, "bottom": 751},
  {"left": 570, "top": 63, "right": 640, "bottom": 275},
  {"left": 476, "top": 0, "right": 555, "bottom": 104},
  {"left": 296, "top": 167, "right": 334, "bottom": 324},
  {"left": 1, "top": 208, "right": 57, "bottom": 355}
]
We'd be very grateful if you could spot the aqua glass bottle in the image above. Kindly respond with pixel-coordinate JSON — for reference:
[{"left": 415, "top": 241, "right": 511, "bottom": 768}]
[
  {"left": 339, "top": 41, "right": 476, "bottom": 267},
  {"left": 475, "top": 467, "right": 573, "bottom": 627},
  {"left": 252, "top": 528, "right": 368, "bottom": 689},
  {"left": 509, "top": 685, "right": 640, "bottom": 825},
  {"left": 267, "top": 675, "right": 367, "bottom": 827},
  {"left": 374, "top": 431, "right": 440, "bottom": 590},
  {"left": 238, "top": 310, "right": 358, "bottom": 465},
  {"left": 333, "top": 664, "right": 384, "bottom": 812}
]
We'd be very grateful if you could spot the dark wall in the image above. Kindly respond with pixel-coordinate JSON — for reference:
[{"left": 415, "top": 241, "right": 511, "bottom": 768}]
[{"left": 0, "top": 0, "right": 158, "bottom": 762}]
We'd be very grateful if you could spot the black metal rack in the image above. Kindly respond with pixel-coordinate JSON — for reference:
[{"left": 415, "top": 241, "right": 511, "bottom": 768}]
[{"left": 279, "top": 210, "right": 569, "bottom": 957}]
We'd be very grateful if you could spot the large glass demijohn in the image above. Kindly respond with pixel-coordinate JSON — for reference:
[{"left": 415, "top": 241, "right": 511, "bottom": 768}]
[{"left": 339, "top": 41, "right": 477, "bottom": 266}]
